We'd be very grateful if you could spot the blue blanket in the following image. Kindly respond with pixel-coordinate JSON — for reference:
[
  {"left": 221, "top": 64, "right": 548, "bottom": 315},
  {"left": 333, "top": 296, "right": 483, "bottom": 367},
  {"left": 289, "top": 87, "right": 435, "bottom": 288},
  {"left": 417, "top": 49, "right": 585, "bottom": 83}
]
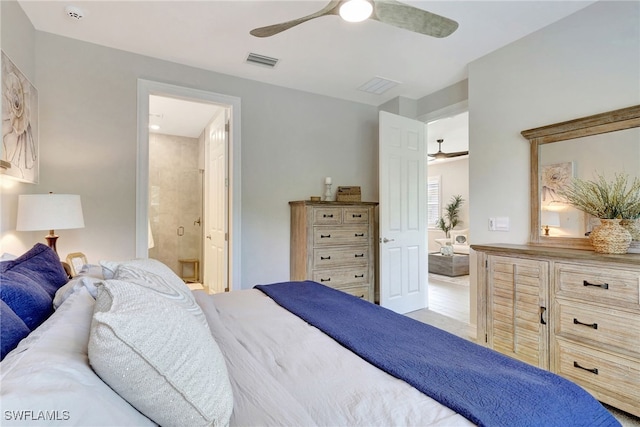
[{"left": 255, "top": 281, "right": 619, "bottom": 427}]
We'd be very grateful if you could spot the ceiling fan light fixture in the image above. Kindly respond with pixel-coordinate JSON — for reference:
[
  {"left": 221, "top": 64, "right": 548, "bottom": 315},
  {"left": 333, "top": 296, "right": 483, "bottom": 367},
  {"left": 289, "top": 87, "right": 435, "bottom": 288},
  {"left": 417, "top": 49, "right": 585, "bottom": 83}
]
[{"left": 339, "top": 0, "right": 373, "bottom": 23}]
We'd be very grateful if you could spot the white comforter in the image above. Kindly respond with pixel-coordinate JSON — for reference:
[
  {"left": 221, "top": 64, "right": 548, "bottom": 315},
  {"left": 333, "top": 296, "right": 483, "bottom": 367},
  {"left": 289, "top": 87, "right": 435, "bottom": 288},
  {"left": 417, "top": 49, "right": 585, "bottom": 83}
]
[{"left": 195, "top": 289, "right": 474, "bottom": 427}]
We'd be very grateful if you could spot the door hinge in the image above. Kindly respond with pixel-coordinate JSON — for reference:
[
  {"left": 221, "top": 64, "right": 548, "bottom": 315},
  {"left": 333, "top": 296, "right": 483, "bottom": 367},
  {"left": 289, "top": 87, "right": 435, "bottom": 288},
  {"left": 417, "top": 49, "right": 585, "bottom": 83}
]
[
  {"left": 225, "top": 122, "right": 230, "bottom": 133},
  {"left": 485, "top": 259, "right": 488, "bottom": 269},
  {"left": 485, "top": 334, "right": 488, "bottom": 343},
  {"left": 225, "top": 232, "right": 228, "bottom": 241}
]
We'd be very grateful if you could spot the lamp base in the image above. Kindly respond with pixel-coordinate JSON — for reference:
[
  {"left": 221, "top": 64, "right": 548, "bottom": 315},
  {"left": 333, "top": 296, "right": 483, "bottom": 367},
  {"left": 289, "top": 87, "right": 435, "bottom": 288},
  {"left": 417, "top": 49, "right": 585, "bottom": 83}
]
[{"left": 45, "top": 231, "right": 59, "bottom": 254}]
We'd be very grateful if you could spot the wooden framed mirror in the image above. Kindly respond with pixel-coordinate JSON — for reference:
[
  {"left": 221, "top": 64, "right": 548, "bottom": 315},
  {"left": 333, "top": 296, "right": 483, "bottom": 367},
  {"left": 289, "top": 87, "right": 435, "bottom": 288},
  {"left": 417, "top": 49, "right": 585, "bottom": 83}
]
[{"left": 522, "top": 105, "right": 640, "bottom": 250}]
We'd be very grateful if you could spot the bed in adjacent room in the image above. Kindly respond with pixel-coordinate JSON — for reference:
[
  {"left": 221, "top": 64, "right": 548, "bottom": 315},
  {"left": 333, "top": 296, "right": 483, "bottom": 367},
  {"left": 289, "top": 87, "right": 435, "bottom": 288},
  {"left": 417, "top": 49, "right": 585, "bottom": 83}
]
[{"left": 0, "top": 244, "right": 621, "bottom": 426}]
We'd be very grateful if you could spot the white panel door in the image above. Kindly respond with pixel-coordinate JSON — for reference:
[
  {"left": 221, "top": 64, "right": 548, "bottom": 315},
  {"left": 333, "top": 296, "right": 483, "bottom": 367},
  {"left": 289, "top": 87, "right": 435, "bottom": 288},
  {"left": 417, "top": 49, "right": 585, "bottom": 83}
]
[
  {"left": 379, "top": 111, "right": 428, "bottom": 314},
  {"left": 204, "top": 111, "right": 228, "bottom": 294}
]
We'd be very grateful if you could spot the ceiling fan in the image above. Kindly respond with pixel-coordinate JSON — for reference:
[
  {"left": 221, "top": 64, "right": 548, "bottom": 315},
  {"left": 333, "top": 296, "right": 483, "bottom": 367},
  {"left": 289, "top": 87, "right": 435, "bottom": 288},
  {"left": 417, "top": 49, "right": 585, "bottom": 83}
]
[
  {"left": 250, "top": 0, "right": 458, "bottom": 38},
  {"left": 428, "top": 139, "right": 468, "bottom": 160}
]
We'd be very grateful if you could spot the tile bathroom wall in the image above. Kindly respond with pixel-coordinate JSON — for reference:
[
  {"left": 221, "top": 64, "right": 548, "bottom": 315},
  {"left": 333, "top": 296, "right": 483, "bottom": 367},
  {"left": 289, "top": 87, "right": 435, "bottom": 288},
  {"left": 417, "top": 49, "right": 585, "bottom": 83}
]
[{"left": 148, "top": 133, "right": 202, "bottom": 279}]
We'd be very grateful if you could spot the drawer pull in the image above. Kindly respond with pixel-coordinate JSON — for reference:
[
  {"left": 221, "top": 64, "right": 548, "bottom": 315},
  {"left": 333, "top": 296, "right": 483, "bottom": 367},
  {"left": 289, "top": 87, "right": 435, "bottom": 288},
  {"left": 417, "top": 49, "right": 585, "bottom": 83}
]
[
  {"left": 323, "top": 214, "right": 334, "bottom": 218},
  {"left": 355, "top": 274, "right": 364, "bottom": 278},
  {"left": 540, "top": 306, "right": 547, "bottom": 325},
  {"left": 583, "top": 280, "right": 609, "bottom": 290},
  {"left": 320, "top": 256, "right": 331, "bottom": 260},
  {"left": 355, "top": 233, "right": 365, "bottom": 237},
  {"left": 352, "top": 214, "right": 362, "bottom": 218},
  {"left": 573, "top": 361, "right": 598, "bottom": 375},
  {"left": 320, "top": 234, "right": 331, "bottom": 238},
  {"left": 357, "top": 294, "right": 365, "bottom": 298},
  {"left": 354, "top": 254, "right": 365, "bottom": 258},
  {"left": 573, "top": 318, "right": 598, "bottom": 329},
  {"left": 320, "top": 278, "right": 331, "bottom": 282}
]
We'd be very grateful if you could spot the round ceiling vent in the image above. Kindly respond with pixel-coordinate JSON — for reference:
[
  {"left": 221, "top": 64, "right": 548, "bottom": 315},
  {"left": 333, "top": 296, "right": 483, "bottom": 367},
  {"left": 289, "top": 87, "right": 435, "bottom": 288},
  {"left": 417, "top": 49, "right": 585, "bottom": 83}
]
[{"left": 65, "top": 6, "right": 85, "bottom": 21}]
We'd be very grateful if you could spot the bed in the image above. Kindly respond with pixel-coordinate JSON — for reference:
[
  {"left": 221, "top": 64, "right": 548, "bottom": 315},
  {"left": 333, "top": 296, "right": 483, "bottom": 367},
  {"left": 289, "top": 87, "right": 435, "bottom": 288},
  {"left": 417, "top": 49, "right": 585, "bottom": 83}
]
[{"left": 1, "top": 244, "right": 621, "bottom": 426}]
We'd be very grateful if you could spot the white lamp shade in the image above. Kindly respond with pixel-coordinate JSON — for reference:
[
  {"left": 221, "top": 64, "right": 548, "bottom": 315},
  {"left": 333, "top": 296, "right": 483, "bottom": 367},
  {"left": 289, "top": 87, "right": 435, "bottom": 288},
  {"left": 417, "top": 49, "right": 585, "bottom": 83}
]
[
  {"left": 16, "top": 194, "right": 85, "bottom": 231},
  {"left": 541, "top": 210, "right": 561, "bottom": 227}
]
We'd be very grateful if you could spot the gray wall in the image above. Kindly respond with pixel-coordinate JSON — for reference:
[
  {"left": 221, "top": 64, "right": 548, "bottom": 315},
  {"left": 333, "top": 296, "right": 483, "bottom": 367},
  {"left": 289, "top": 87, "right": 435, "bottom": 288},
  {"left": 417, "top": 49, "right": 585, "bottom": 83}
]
[
  {"left": 468, "top": 0, "right": 640, "bottom": 247},
  {"left": 0, "top": 1, "right": 378, "bottom": 289}
]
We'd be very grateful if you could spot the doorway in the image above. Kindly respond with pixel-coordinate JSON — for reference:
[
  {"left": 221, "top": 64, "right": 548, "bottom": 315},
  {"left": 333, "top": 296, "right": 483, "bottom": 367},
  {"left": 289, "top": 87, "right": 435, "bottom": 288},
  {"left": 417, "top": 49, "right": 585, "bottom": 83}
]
[
  {"left": 422, "top": 103, "right": 470, "bottom": 323},
  {"left": 147, "top": 95, "right": 222, "bottom": 290},
  {"left": 136, "top": 79, "right": 242, "bottom": 291}
]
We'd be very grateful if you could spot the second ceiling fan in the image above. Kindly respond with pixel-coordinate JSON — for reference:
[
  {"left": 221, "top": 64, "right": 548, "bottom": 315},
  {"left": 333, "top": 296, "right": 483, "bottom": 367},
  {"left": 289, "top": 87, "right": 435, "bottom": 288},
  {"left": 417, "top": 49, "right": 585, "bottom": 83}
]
[
  {"left": 250, "top": 0, "right": 458, "bottom": 38},
  {"left": 428, "top": 139, "right": 468, "bottom": 160}
]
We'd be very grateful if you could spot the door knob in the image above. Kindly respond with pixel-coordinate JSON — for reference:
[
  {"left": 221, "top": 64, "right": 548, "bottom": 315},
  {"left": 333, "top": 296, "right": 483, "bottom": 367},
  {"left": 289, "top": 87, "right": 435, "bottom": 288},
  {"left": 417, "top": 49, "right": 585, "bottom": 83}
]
[
  {"left": 381, "top": 237, "right": 395, "bottom": 243},
  {"left": 206, "top": 235, "right": 212, "bottom": 240}
]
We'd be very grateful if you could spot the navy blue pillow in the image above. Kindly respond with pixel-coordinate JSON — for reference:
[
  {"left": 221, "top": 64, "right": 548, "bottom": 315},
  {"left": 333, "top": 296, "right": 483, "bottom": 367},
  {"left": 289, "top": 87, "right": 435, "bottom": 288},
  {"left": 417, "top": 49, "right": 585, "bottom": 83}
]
[
  {"left": 0, "top": 300, "right": 30, "bottom": 360},
  {"left": 0, "top": 243, "right": 69, "bottom": 330}
]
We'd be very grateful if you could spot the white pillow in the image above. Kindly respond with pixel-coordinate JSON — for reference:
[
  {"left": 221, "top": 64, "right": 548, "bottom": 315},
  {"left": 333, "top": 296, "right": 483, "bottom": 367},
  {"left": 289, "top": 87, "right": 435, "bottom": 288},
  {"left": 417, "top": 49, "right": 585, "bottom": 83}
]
[
  {"left": 450, "top": 228, "right": 469, "bottom": 245},
  {"left": 101, "top": 258, "right": 179, "bottom": 281},
  {"left": 113, "top": 264, "right": 208, "bottom": 328},
  {"left": 88, "top": 280, "right": 233, "bottom": 427},
  {"left": 1, "top": 287, "right": 155, "bottom": 426},
  {"left": 53, "top": 276, "right": 104, "bottom": 309}
]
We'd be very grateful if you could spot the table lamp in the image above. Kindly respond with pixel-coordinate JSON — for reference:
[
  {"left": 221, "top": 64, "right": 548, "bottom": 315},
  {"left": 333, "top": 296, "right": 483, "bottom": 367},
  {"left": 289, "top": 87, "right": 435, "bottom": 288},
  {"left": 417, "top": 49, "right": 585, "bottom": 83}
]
[
  {"left": 541, "top": 210, "right": 561, "bottom": 236},
  {"left": 16, "top": 193, "right": 85, "bottom": 254}
]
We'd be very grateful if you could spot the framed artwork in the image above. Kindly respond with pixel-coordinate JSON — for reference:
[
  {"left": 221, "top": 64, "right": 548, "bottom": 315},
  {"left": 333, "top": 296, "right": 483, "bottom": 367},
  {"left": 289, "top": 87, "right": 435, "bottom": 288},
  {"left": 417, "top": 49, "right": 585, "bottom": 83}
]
[
  {"left": 2, "top": 51, "right": 39, "bottom": 183},
  {"left": 540, "top": 162, "right": 573, "bottom": 203}
]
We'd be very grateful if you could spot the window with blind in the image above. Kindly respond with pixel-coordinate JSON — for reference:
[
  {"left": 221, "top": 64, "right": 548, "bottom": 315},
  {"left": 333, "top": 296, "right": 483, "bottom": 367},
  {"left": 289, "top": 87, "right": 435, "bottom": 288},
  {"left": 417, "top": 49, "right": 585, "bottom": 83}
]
[{"left": 427, "top": 176, "right": 441, "bottom": 228}]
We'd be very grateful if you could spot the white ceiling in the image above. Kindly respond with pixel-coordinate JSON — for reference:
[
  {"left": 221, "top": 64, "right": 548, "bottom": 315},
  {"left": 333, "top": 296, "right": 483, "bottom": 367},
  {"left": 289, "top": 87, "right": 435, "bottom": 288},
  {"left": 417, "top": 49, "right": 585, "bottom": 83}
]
[
  {"left": 19, "top": 1, "right": 595, "bottom": 106},
  {"left": 18, "top": 1, "right": 596, "bottom": 150},
  {"left": 149, "top": 95, "right": 222, "bottom": 138}
]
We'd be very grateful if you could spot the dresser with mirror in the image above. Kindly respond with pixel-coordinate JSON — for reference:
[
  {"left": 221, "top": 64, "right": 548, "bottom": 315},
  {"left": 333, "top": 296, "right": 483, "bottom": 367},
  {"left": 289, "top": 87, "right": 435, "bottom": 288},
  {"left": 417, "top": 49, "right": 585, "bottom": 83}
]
[{"left": 474, "top": 105, "right": 640, "bottom": 416}]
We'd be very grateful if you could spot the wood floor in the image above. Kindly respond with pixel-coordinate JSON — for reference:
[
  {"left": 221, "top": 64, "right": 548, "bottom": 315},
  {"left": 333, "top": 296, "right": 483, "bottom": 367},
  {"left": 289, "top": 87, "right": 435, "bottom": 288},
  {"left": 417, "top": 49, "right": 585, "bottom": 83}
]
[
  {"left": 405, "top": 273, "right": 473, "bottom": 340},
  {"left": 426, "top": 274, "right": 469, "bottom": 324}
]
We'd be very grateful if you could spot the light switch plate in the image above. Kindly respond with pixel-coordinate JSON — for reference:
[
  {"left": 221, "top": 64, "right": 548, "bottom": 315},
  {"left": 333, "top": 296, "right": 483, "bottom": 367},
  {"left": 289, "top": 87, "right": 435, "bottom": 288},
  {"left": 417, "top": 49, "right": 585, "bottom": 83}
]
[{"left": 495, "top": 217, "right": 510, "bottom": 231}]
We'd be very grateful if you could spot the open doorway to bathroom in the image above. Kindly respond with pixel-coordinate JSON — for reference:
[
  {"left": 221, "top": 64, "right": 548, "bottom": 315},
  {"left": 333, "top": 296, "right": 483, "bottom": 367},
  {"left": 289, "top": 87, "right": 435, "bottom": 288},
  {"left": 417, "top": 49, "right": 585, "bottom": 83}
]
[
  {"left": 136, "top": 79, "right": 242, "bottom": 293},
  {"left": 147, "top": 95, "right": 221, "bottom": 290}
]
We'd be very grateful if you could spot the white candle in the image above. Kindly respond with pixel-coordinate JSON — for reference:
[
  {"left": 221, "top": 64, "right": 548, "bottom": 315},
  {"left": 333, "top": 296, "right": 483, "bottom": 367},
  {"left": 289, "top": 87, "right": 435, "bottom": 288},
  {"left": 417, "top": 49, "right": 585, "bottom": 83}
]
[{"left": 325, "top": 177, "right": 332, "bottom": 184}]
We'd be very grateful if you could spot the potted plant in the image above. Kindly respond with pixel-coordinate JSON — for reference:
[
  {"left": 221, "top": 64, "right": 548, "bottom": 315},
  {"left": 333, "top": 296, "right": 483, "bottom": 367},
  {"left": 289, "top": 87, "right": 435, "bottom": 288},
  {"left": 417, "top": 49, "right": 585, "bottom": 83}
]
[
  {"left": 437, "top": 195, "right": 464, "bottom": 239},
  {"left": 559, "top": 173, "right": 640, "bottom": 254}
]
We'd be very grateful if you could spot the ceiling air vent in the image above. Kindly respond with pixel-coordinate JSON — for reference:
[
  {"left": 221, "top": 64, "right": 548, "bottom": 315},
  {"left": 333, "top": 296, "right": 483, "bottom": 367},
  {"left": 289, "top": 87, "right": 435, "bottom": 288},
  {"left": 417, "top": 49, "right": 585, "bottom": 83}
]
[
  {"left": 246, "top": 53, "right": 279, "bottom": 68},
  {"left": 358, "top": 77, "right": 400, "bottom": 95}
]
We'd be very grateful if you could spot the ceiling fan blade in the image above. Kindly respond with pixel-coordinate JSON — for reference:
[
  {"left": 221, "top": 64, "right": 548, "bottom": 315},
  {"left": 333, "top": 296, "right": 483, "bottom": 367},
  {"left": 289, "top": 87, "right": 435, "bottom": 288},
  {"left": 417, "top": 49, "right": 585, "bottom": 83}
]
[
  {"left": 371, "top": 0, "right": 458, "bottom": 38},
  {"left": 250, "top": 1, "right": 342, "bottom": 37},
  {"left": 445, "top": 151, "right": 469, "bottom": 158}
]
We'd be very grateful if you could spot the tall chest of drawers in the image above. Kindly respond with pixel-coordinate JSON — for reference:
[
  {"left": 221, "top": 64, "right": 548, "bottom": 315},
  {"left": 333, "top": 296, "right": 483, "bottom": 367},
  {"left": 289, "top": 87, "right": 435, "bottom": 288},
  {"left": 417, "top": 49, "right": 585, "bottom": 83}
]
[
  {"left": 474, "top": 244, "right": 640, "bottom": 417},
  {"left": 290, "top": 201, "right": 377, "bottom": 302}
]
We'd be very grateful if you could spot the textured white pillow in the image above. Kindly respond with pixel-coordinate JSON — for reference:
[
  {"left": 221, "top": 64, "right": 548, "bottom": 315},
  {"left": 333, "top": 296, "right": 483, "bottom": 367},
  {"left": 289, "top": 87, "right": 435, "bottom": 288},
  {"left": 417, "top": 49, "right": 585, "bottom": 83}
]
[
  {"left": 100, "top": 258, "right": 181, "bottom": 281},
  {"left": 114, "top": 264, "right": 208, "bottom": 328},
  {"left": 88, "top": 280, "right": 233, "bottom": 427},
  {"left": 2, "top": 287, "right": 155, "bottom": 426}
]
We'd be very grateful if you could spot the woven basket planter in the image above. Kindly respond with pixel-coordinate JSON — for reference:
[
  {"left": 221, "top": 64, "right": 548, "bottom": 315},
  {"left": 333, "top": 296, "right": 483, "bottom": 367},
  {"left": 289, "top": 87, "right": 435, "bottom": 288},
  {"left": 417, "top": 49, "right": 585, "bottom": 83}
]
[
  {"left": 590, "top": 219, "right": 632, "bottom": 254},
  {"left": 620, "top": 218, "right": 640, "bottom": 241}
]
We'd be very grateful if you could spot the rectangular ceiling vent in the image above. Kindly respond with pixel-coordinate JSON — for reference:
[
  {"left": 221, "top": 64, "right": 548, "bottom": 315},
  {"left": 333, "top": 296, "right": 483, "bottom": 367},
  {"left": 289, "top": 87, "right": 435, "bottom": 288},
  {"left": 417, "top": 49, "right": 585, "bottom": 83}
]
[
  {"left": 358, "top": 76, "right": 400, "bottom": 95},
  {"left": 246, "top": 52, "right": 279, "bottom": 68}
]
